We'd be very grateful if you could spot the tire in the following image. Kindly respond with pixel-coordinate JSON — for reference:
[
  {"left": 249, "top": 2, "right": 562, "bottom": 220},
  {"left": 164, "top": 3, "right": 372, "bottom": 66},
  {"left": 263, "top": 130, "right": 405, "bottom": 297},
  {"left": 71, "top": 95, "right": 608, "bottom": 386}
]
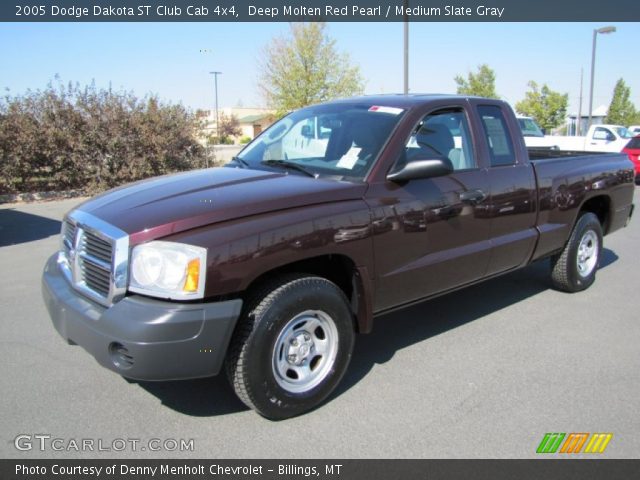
[
  {"left": 550, "top": 212, "right": 603, "bottom": 292},
  {"left": 225, "top": 274, "right": 355, "bottom": 420}
]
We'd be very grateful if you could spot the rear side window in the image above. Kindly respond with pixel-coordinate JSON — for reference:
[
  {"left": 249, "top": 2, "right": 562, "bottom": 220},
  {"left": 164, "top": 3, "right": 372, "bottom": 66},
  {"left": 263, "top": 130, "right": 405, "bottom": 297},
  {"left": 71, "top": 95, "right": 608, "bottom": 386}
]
[
  {"left": 626, "top": 137, "right": 640, "bottom": 149},
  {"left": 478, "top": 105, "right": 515, "bottom": 167}
]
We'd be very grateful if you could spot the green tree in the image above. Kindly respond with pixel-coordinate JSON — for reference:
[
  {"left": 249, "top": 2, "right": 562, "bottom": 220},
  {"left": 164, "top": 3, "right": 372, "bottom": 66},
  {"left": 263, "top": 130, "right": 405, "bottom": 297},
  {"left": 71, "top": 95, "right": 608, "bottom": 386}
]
[
  {"left": 454, "top": 64, "right": 499, "bottom": 98},
  {"left": 258, "top": 23, "right": 365, "bottom": 116},
  {"left": 606, "top": 78, "right": 639, "bottom": 125},
  {"left": 515, "top": 81, "right": 568, "bottom": 132}
]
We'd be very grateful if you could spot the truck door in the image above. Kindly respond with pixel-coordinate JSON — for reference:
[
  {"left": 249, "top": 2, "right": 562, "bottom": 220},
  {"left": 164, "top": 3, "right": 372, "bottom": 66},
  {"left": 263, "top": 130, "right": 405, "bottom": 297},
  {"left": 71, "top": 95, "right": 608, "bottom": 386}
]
[
  {"left": 590, "top": 126, "right": 616, "bottom": 148},
  {"left": 367, "top": 106, "right": 491, "bottom": 311},
  {"left": 476, "top": 104, "right": 538, "bottom": 276}
]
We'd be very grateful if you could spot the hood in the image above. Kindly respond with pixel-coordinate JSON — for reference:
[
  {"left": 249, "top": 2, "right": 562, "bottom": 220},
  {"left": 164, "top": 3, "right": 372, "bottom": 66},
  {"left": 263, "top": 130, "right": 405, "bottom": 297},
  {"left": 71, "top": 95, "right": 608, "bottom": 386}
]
[{"left": 75, "top": 167, "right": 367, "bottom": 243}]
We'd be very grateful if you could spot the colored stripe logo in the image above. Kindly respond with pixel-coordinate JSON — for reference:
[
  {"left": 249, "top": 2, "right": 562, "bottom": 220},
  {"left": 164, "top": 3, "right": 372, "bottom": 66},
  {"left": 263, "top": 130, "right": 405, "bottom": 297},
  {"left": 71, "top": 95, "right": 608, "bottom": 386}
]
[
  {"left": 584, "top": 433, "right": 613, "bottom": 453},
  {"left": 536, "top": 433, "right": 612, "bottom": 454}
]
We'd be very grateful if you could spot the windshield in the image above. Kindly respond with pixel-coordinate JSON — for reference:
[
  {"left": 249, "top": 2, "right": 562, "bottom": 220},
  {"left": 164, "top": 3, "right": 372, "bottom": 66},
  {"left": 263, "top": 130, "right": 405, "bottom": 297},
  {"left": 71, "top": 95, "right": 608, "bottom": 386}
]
[
  {"left": 236, "top": 103, "right": 405, "bottom": 181},
  {"left": 614, "top": 126, "right": 633, "bottom": 139},
  {"left": 517, "top": 117, "right": 544, "bottom": 137}
]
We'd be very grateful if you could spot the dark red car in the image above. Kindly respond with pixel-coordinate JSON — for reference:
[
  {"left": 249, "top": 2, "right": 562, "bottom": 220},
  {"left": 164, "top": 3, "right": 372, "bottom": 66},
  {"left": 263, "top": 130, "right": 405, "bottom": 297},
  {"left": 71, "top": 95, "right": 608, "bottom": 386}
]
[{"left": 622, "top": 135, "right": 640, "bottom": 184}]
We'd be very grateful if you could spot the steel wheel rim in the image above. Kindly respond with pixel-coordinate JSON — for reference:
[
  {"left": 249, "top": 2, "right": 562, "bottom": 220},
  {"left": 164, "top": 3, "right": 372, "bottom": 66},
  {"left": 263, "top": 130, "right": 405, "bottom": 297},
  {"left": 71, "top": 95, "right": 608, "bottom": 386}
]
[
  {"left": 576, "top": 230, "right": 599, "bottom": 278},
  {"left": 272, "top": 310, "right": 339, "bottom": 394}
]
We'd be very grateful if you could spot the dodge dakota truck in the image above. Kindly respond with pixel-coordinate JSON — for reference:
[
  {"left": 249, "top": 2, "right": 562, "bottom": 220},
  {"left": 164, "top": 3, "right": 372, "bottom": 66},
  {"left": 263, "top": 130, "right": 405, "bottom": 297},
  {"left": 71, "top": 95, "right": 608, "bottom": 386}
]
[{"left": 42, "top": 95, "right": 635, "bottom": 419}]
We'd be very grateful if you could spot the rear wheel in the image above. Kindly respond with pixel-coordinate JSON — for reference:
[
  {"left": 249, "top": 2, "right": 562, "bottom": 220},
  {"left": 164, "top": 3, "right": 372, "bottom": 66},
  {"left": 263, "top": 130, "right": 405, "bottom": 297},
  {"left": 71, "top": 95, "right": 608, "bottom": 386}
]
[
  {"left": 550, "top": 212, "right": 603, "bottom": 292},
  {"left": 225, "top": 275, "right": 355, "bottom": 420}
]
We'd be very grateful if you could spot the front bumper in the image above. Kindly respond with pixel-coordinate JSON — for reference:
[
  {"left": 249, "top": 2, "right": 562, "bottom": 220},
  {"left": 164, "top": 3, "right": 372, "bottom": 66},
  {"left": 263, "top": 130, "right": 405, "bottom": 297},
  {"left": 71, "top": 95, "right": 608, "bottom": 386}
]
[{"left": 42, "top": 253, "right": 243, "bottom": 381}]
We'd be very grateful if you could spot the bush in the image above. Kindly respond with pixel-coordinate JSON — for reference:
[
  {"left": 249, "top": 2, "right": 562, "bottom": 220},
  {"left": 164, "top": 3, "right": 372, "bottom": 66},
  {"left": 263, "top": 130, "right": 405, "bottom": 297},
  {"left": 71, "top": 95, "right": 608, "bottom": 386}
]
[
  {"left": 0, "top": 79, "right": 207, "bottom": 195},
  {"left": 239, "top": 136, "right": 252, "bottom": 144}
]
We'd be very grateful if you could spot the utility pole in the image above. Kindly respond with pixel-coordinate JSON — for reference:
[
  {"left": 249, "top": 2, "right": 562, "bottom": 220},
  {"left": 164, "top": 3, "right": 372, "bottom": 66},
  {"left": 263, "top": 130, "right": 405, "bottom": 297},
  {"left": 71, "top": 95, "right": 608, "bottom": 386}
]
[{"left": 209, "top": 71, "right": 222, "bottom": 143}]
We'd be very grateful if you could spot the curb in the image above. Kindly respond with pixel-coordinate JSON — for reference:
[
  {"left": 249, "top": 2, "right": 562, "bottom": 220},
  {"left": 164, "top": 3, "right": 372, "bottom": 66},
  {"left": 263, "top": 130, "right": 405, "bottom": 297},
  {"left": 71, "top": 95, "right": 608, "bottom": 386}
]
[{"left": 0, "top": 189, "right": 86, "bottom": 205}]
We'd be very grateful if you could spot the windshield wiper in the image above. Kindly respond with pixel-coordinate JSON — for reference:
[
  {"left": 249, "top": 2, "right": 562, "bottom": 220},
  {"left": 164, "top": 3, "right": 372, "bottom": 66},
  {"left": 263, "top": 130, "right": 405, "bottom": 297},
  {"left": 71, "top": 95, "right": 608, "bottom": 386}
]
[
  {"left": 261, "top": 159, "right": 316, "bottom": 178},
  {"left": 230, "top": 156, "right": 250, "bottom": 168}
]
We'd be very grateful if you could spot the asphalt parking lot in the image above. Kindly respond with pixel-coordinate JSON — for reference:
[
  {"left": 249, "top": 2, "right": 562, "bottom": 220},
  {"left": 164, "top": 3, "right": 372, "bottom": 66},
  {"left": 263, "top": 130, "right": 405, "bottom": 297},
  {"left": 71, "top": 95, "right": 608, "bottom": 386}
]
[{"left": 1, "top": 191, "right": 639, "bottom": 459}]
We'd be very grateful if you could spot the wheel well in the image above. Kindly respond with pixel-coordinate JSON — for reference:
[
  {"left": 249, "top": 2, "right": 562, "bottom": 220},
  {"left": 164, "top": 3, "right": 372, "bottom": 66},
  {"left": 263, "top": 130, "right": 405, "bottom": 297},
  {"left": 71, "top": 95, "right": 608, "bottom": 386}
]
[
  {"left": 579, "top": 195, "right": 610, "bottom": 234},
  {"left": 245, "top": 255, "right": 369, "bottom": 332}
]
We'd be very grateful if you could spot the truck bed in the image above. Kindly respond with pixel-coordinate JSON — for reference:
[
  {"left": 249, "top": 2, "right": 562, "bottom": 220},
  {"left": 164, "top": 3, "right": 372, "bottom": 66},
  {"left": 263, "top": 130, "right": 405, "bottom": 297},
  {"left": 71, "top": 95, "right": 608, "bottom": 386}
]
[{"left": 526, "top": 148, "right": 634, "bottom": 261}]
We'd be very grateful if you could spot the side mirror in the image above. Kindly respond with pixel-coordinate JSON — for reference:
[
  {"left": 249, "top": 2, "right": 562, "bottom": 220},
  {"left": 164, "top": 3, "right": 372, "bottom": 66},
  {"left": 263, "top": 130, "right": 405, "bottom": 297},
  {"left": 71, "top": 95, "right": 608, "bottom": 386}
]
[
  {"left": 387, "top": 157, "right": 453, "bottom": 183},
  {"left": 541, "top": 128, "right": 547, "bottom": 135},
  {"left": 301, "top": 125, "right": 313, "bottom": 138},
  {"left": 606, "top": 133, "right": 616, "bottom": 142}
]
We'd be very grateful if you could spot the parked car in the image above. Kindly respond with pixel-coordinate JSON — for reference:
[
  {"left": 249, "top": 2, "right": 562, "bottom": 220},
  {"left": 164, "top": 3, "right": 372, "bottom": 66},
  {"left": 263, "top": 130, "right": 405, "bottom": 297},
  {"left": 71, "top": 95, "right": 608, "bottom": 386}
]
[
  {"left": 622, "top": 135, "right": 640, "bottom": 184},
  {"left": 628, "top": 125, "right": 640, "bottom": 136},
  {"left": 42, "top": 95, "right": 636, "bottom": 419}
]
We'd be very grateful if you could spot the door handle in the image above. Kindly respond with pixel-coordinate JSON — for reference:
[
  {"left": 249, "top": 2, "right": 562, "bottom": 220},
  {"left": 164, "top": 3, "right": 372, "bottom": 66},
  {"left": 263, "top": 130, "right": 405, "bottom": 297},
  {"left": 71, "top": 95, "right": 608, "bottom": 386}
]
[{"left": 459, "top": 189, "right": 486, "bottom": 205}]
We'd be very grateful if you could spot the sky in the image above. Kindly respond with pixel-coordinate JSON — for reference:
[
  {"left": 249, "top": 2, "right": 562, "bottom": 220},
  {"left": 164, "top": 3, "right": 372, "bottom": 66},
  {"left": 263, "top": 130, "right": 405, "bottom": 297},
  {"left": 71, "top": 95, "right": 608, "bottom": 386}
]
[{"left": 1, "top": 21, "right": 639, "bottom": 117}]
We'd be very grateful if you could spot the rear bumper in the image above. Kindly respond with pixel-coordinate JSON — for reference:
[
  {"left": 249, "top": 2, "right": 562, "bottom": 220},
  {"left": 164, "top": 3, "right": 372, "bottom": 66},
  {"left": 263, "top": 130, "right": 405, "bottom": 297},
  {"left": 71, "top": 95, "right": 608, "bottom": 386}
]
[{"left": 42, "top": 253, "right": 242, "bottom": 381}]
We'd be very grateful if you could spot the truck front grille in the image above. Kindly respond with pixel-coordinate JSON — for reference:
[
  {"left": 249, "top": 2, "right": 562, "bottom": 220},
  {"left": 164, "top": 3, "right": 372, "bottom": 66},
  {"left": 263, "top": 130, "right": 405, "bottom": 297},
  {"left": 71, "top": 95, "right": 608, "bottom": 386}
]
[
  {"left": 79, "top": 257, "right": 111, "bottom": 297},
  {"left": 81, "top": 230, "right": 113, "bottom": 265},
  {"left": 59, "top": 211, "right": 129, "bottom": 307},
  {"left": 62, "top": 220, "right": 76, "bottom": 255}
]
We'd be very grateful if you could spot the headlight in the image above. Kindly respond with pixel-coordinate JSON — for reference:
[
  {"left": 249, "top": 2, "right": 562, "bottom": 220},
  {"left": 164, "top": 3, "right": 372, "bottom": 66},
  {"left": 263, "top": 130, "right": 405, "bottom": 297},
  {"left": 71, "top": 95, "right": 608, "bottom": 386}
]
[{"left": 129, "top": 241, "right": 207, "bottom": 300}]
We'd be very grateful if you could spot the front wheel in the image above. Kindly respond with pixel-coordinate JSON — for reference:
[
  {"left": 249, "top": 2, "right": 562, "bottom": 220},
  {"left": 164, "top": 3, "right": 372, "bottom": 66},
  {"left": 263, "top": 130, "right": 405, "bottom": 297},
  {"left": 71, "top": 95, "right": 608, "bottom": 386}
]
[
  {"left": 225, "top": 275, "right": 355, "bottom": 420},
  {"left": 550, "top": 212, "right": 603, "bottom": 292}
]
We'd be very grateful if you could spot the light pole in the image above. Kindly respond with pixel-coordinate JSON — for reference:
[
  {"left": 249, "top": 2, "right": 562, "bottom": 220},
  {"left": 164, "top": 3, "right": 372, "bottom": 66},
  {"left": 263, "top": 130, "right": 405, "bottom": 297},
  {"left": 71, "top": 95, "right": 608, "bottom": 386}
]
[
  {"left": 209, "top": 71, "right": 222, "bottom": 143},
  {"left": 587, "top": 26, "right": 616, "bottom": 130},
  {"left": 576, "top": 68, "right": 583, "bottom": 136},
  {"left": 403, "top": 0, "right": 409, "bottom": 94}
]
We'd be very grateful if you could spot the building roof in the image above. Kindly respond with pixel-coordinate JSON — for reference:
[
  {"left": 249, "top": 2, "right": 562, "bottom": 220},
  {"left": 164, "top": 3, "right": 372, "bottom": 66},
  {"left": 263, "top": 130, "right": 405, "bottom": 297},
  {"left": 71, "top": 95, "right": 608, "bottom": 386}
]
[
  {"left": 238, "top": 113, "right": 272, "bottom": 124},
  {"left": 569, "top": 105, "right": 608, "bottom": 118}
]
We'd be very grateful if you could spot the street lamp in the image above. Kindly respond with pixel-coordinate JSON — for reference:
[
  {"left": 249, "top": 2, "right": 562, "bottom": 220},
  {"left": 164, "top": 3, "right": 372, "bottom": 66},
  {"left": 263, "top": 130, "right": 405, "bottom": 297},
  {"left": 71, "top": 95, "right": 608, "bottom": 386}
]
[
  {"left": 209, "top": 71, "right": 222, "bottom": 142},
  {"left": 403, "top": 0, "right": 409, "bottom": 94},
  {"left": 587, "top": 26, "right": 616, "bottom": 130}
]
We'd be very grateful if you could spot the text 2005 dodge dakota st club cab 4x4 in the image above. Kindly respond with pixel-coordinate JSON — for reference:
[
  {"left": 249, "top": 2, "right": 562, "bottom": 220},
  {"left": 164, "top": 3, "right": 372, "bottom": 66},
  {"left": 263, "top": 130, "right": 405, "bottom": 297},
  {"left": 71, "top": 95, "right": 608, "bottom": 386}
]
[{"left": 42, "top": 95, "right": 635, "bottom": 419}]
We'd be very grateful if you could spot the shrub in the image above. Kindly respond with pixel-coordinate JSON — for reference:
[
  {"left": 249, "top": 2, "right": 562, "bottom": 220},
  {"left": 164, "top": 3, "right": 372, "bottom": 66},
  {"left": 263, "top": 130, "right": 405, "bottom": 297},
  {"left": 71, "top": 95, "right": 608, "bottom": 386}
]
[{"left": 0, "top": 79, "right": 207, "bottom": 195}]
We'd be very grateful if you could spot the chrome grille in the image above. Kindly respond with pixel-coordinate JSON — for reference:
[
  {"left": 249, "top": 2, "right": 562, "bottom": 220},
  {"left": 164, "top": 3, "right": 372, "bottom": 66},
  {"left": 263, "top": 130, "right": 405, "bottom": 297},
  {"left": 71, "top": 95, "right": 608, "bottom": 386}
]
[
  {"left": 58, "top": 211, "right": 129, "bottom": 307},
  {"left": 62, "top": 221, "right": 76, "bottom": 255},
  {"left": 79, "top": 257, "right": 111, "bottom": 296},
  {"left": 81, "top": 230, "right": 113, "bottom": 265}
]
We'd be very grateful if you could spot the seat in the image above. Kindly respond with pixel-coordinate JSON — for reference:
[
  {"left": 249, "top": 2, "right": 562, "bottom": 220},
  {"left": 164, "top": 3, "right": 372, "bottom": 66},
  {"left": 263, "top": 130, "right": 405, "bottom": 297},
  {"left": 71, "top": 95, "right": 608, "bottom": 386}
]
[
  {"left": 449, "top": 148, "right": 466, "bottom": 170},
  {"left": 325, "top": 127, "right": 351, "bottom": 161},
  {"left": 349, "top": 122, "right": 379, "bottom": 161},
  {"left": 415, "top": 123, "right": 454, "bottom": 158}
]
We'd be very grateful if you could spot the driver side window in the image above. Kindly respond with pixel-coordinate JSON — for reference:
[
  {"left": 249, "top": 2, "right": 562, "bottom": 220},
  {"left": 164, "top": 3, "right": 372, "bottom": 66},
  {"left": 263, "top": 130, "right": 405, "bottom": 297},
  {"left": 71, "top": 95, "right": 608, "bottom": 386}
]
[
  {"left": 593, "top": 127, "right": 613, "bottom": 141},
  {"left": 405, "top": 109, "right": 477, "bottom": 171}
]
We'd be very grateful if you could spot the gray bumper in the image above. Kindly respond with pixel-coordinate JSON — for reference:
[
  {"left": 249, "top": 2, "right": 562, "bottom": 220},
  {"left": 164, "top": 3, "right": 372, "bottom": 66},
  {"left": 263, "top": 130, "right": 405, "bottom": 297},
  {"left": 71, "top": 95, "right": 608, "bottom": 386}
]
[{"left": 42, "top": 253, "right": 243, "bottom": 381}]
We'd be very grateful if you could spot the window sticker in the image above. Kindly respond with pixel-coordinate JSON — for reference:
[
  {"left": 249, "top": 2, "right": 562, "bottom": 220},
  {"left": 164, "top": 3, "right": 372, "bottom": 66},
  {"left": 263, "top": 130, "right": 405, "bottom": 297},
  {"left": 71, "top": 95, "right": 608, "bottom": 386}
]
[
  {"left": 336, "top": 147, "right": 361, "bottom": 169},
  {"left": 368, "top": 106, "right": 403, "bottom": 115}
]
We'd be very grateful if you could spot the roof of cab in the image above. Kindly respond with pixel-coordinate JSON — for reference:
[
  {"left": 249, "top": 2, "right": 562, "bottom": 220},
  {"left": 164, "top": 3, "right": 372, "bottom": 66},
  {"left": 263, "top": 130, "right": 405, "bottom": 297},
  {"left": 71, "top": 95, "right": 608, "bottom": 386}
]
[{"left": 325, "top": 93, "right": 497, "bottom": 109}]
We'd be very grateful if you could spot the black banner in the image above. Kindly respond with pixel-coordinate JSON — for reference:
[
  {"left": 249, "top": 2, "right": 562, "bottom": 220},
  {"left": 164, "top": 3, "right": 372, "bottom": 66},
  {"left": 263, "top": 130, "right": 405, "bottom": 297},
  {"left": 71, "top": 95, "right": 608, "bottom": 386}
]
[
  {"left": 2, "top": 0, "right": 640, "bottom": 22},
  {"left": 2, "top": 459, "right": 640, "bottom": 480}
]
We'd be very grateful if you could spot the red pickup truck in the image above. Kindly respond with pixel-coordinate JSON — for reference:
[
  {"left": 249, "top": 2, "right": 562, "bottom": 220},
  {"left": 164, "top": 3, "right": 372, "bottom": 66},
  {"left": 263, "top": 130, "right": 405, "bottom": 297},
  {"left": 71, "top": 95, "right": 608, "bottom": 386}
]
[{"left": 42, "top": 95, "right": 635, "bottom": 419}]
